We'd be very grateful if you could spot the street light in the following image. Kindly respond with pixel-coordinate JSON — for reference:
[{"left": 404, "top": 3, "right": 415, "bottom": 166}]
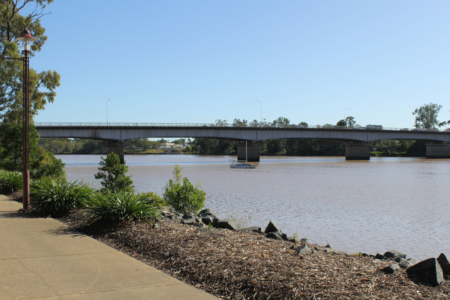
[
  {"left": 107, "top": 98, "right": 111, "bottom": 125},
  {"left": 14, "top": 29, "right": 36, "bottom": 210},
  {"left": 256, "top": 100, "right": 262, "bottom": 125}
]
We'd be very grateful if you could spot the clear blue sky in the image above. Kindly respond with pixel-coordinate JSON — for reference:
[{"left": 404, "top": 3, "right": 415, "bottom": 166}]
[{"left": 31, "top": 0, "right": 450, "bottom": 128}]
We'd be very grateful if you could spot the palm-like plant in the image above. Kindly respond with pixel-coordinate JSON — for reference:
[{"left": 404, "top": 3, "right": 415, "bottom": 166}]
[
  {"left": 84, "top": 192, "right": 160, "bottom": 227},
  {"left": 30, "top": 178, "right": 93, "bottom": 217},
  {"left": 0, "top": 170, "right": 22, "bottom": 194}
]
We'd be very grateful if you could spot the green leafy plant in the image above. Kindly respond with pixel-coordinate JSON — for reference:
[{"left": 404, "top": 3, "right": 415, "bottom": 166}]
[
  {"left": 84, "top": 192, "right": 160, "bottom": 227},
  {"left": 355, "top": 252, "right": 363, "bottom": 257},
  {"left": 164, "top": 177, "right": 205, "bottom": 213},
  {"left": 94, "top": 153, "right": 134, "bottom": 193},
  {"left": 135, "top": 191, "right": 167, "bottom": 207},
  {"left": 292, "top": 230, "right": 299, "bottom": 240},
  {"left": 0, "top": 170, "right": 22, "bottom": 194},
  {"left": 30, "top": 178, "right": 93, "bottom": 217}
]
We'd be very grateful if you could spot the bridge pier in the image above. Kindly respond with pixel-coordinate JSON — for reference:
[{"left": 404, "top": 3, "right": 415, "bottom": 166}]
[
  {"left": 426, "top": 143, "right": 450, "bottom": 158},
  {"left": 106, "top": 141, "right": 124, "bottom": 163},
  {"left": 237, "top": 142, "right": 260, "bottom": 162},
  {"left": 345, "top": 143, "right": 370, "bottom": 160}
]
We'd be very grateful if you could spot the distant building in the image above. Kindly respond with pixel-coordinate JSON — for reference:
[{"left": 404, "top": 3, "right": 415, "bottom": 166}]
[{"left": 160, "top": 142, "right": 175, "bottom": 149}]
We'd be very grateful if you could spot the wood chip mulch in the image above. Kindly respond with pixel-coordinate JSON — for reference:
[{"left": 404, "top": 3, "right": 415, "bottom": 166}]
[{"left": 58, "top": 210, "right": 450, "bottom": 299}]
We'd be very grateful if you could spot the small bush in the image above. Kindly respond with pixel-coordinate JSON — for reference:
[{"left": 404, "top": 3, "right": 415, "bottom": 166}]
[
  {"left": 30, "top": 178, "right": 93, "bottom": 217},
  {"left": 136, "top": 192, "right": 167, "bottom": 207},
  {"left": 85, "top": 192, "right": 160, "bottom": 227},
  {"left": 164, "top": 177, "right": 205, "bottom": 213},
  {"left": 0, "top": 170, "right": 22, "bottom": 194}
]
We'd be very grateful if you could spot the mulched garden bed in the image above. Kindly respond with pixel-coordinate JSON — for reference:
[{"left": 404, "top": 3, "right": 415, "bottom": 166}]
[{"left": 55, "top": 209, "right": 450, "bottom": 299}]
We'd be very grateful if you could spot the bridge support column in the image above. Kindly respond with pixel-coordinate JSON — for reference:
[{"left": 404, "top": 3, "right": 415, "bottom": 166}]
[
  {"left": 237, "top": 142, "right": 260, "bottom": 162},
  {"left": 106, "top": 141, "right": 124, "bottom": 163},
  {"left": 345, "top": 143, "right": 370, "bottom": 160},
  {"left": 426, "top": 143, "right": 450, "bottom": 158}
]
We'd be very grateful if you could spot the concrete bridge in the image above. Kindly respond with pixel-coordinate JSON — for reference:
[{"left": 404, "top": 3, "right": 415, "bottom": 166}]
[{"left": 35, "top": 122, "right": 450, "bottom": 162}]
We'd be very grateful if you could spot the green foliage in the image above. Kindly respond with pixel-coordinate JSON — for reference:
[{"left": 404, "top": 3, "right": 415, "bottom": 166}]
[
  {"left": 0, "top": 122, "right": 65, "bottom": 179},
  {"left": 1, "top": 1, "right": 60, "bottom": 122},
  {"left": 0, "top": 170, "right": 22, "bottom": 194},
  {"left": 173, "top": 164, "right": 183, "bottom": 183},
  {"left": 135, "top": 191, "right": 167, "bottom": 207},
  {"left": 30, "top": 178, "right": 93, "bottom": 217},
  {"left": 412, "top": 103, "right": 443, "bottom": 129},
  {"left": 94, "top": 153, "right": 134, "bottom": 193},
  {"left": 84, "top": 192, "right": 160, "bottom": 227},
  {"left": 164, "top": 177, "right": 206, "bottom": 213}
]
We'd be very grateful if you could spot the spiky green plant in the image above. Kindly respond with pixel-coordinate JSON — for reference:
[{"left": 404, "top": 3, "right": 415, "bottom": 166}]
[
  {"left": 84, "top": 192, "right": 160, "bottom": 227},
  {"left": 0, "top": 170, "right": 22, "bottom": 194},
  {"left": 30, "top": 178, "right": 93, "bottom": 217},
  {"left": 135, "top": 191, "right": 167, "bottom": 207}
]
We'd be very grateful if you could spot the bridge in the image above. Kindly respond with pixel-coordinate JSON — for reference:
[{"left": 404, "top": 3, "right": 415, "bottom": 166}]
[{"left": 35, "top": 122, "right": 450, "bottom": 162}]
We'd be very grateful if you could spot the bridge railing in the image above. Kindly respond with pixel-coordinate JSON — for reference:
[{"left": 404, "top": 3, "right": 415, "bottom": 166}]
[{"left": 34, "top": 122, "right": 450, "bottom": 132}]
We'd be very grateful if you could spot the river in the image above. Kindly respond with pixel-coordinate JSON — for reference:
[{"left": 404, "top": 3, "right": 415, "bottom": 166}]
[{"left": 57, "top": 154, "right": 450, "bottom": 261}]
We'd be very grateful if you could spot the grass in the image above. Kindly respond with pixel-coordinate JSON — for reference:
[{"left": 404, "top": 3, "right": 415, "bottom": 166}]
[
  {"left": 0, "top": 170, "right": 22, "bottom": 195},
  {"left": 84, "top": 192, "right": 160, "bottom": 227},
  {"left": 30, "top": 178, "right": 93, "bottom": 217}
]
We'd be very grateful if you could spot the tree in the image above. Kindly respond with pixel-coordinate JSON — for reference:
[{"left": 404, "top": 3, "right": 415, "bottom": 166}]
[
  {"left": 412, "top": 103, "right": 443, "bottom": 129},
  {"left": 0, "top": 121, "right": 65, "bottom": 179},
  {"left": 94, "top": 153, "right": 134, "bottom": 193},
  {"left": 1, "top": 0, "right": 60, "bottom": 122}
]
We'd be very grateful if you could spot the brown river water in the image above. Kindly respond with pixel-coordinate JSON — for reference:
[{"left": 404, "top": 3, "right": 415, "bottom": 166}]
[{"left": 57, "top": 154, "right": 450, "bottom": 261}]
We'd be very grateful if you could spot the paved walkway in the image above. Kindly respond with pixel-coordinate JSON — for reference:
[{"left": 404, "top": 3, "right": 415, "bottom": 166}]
[{"left": 0, "top": 195, "right": 217, "bottom": 300}]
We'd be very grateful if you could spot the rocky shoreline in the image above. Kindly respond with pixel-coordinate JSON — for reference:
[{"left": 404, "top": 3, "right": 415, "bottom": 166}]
[{"left": 53, "top": 206, "right": 450, "bottom": 299}]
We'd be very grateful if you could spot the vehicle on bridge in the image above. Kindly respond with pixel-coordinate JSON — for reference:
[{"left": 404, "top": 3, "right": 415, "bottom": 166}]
[{"left": 366, "top": 125, "right": 383, "bottom": 130}]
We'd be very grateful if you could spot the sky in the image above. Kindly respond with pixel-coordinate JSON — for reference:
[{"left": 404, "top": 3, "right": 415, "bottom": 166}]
[{"left": 29, "top": 0, "right": 450, "bottom": 128}]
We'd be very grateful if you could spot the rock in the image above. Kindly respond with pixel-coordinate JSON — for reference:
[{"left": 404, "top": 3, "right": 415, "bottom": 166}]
[
  {"left": 264, "top": 220, "right": 282, "bottom": 234},
  {"left": 399, "top": 258, "right": 416, "bottom": 269},
  {"left": 201, "top": 216, "right": 214, "bottom": 225},
  {"left": 183, "top": 212, "right": 195, "bottom": 219},
  {"left": 375, "top": 253, "right": 387, "bottom": 260},
  {"left": 406, "top": 258, "right": 444, "bottom": 287},
  {"left": 296, "top": 244, "right": 312, "bottom": 255},
  {"left": 362, "top": 253, "right": 374, "bottom": 258},
  {"left": 198, "top": 208, "right": 217, "bottom": 219},
  {"left": 383, "top": 264, "right": 400, "bottom": 274},
  {"left": 384, "top": 250, "right": 407, "bottom": 260},
  {"left": 182, "top": 218, "right": 196, "bottom": 225},
  {"left": 266, "top": 231, "right": 283, "bottom": 240},
  {"left": 238, "top": 226, "right": 261, "bottom": 233},
  {"left": 373, "top": 259, "right": 383, "bottom": 263},
  {"left": 300, "top": 237, "right": 309, "bottom": 244},
  {"left": 325, "top": 244, "right": 333, "bottom": 250},
  {"left": 437, "top": 253, "right": 450, "bottom": 279},
  {"left": 215, "top": 219, "right": 239, "bottom": 231},
  {"left": 282, "top": 233, "right": 289, "bottom": 241},
  {"left": 394, "top": 257, "right": 406, "bottom": 264},
  {"left": 153, "top": 223, "right": 160, "bottom": 228},
  {"left": 326, "top": 249, "right": 349, "bottom": 256}
]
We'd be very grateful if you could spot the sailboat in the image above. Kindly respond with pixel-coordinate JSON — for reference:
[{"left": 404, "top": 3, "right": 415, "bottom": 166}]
[{"left": 230, "top": 141, "right": 257, "bottom": 169}]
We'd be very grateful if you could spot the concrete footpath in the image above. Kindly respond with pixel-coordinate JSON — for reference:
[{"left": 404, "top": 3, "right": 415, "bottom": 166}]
[{"left": 0, "top": 195, "right": 217, "bottom": 300}]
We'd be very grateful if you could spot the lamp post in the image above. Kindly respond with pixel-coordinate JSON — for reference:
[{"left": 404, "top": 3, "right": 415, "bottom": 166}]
[
  {"left": 107, "top": 98, "right": 111, "bottom": 125},
  {"left": 15, "top": 29, "right": 36, "bottom": 210},
  {"left": 256, "top": 100, "right": 262, "bottom": 125}
]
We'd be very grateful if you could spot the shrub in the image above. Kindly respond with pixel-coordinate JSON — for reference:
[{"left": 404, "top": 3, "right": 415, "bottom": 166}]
[
  {"left": 164, "top": 177, "right": 205, "bottom": 213},
  {"left": 0, "top": 170, "right": 22, "bottom": 194},
  {"left": 85, "top": 192, "right": 160, "bottom": 227},
  {"left": 94, "top": 153, "right": 134, "bottom": 193},
  {"left": 136, "top": 192, "right": 167, "bottom": 207},
  {"left": 30, "top": 178, "right": 93, "bottom": 217}
]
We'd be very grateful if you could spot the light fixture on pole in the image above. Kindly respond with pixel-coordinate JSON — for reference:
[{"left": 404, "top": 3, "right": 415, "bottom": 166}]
[
  {"left": 16, "top": 29, "right": 37, "bottom": 210},
  {"left": 107, "top": 98, "right": 111, "bottom": 126},
  {"left": 256, "top": 100, "right": 262, "bottom": 125}
]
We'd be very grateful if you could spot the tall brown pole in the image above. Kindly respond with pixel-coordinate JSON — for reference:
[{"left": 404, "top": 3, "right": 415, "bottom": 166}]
[{"left": 22, "top": 50, "right": 30, "bottom": 210}]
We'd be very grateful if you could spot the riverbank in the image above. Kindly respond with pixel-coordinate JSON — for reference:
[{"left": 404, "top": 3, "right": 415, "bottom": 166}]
[{"left": 54, "top": 207, "right": 450, "bottom": 299}]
